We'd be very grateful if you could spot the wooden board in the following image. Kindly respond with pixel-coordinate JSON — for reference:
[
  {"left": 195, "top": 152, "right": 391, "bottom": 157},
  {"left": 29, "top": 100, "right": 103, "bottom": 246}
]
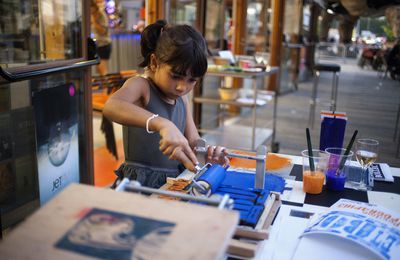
[
  {"left": 228, "top": 239, "right": 258, "bottom": 258},
  {"left": 0, "top": 184, "right": 239, "bottom": 259},
  {"left": 227, "top": 192, "right": 281, "bottom": 257}
]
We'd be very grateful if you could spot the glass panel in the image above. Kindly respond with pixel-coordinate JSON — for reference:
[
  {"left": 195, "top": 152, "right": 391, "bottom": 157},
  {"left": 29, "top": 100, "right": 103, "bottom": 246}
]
[
  {"left": 245, "top": 0, "right": 271, "bottom": 54},
  {"left": 205, "top": 0, "right": 232, "bottom": 52},
  {"left": 280, "top": 0, "right": 302, "bottom": 93},
  {"left": 168, "top": 0, "right": 197, "bottom": 27},
  {"left": 0, "top": 70, "right": 86, "bottom": 229},
  {"left": 0, "top": 0, "right": 82, "bottom": 65}
]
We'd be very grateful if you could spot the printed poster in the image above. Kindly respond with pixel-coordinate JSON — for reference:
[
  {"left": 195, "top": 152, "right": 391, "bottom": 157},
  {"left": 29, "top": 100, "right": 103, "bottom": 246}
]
[
  {"left": 301, "top": 199, "right": 400, "bottom": 260},
  {"left": 55, "top": 208, "right": 175, "bottom": 259},
  {"left": 32, "top": 83, "right": 79, "bottom": 205}
]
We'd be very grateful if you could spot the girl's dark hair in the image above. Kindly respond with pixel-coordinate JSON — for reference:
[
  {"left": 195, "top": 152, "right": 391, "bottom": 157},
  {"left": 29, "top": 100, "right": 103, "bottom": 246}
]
[{"left": 139, "top": 20, "right": 208, "bottom": 78}]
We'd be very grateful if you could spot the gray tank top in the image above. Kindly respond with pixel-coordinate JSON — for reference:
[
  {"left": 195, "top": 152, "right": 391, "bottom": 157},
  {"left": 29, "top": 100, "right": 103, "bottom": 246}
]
[{"left": 123, "top": 77, "right": 186, "bottom": 170}]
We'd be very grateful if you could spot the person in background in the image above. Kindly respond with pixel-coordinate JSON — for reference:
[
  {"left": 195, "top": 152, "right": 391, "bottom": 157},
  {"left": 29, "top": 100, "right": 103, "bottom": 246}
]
[
  {"left": 103, "top": 20, "right": 229, "bottom": 188},
  {"left": 133, "top": 20, "right": 145, "bottom": 33},
  {"left": 387, "top": 38, "right": 400, "bottom": 80},
  {"left": 91, "top": 0, "right": 117, "bottom": 159},
  {"left": 91, "top": 0, "right": 112, "bottom": 76}
]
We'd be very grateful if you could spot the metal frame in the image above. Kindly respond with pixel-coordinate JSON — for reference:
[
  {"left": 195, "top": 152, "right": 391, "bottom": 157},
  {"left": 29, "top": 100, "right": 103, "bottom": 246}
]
[
  {"left": 308, "top": 68, "right": 340, "bottom": 128},
  {"left": 115, "top": 178, "right": 233, "bottom": 210},
  {"left": 194, "top": 139, "right": 267, "bottom": 190}
]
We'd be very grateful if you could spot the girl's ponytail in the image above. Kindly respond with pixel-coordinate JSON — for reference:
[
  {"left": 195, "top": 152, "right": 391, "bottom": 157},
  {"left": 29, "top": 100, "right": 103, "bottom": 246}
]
[{"left": 139, "top": 20, "right": 167, "bottom": 67}]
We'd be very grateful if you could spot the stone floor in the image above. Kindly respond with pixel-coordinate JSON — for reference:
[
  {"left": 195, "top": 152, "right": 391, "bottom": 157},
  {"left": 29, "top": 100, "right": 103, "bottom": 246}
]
[{"left": 269, "top": 58, "right": 400, "bottom": 167}]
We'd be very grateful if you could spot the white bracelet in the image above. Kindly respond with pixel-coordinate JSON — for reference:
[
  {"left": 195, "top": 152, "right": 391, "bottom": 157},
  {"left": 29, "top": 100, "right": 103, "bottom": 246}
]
[{"left": 146, "top": 114, "right": 159, "bottom": 134}]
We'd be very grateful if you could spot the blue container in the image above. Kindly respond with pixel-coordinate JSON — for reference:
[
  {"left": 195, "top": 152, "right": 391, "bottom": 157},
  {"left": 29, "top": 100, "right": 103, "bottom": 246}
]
[
  {"left": 326, "top": 169, "right": 346, "bottom": 191},
  {"left": 319, "top": 116, "right": 346, "bottom": 151}
]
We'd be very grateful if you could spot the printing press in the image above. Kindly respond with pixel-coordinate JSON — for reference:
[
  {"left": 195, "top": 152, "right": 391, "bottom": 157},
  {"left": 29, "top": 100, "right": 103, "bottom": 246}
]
[{"left": 116, "top": 139, "right": 284, "bottom": 258}]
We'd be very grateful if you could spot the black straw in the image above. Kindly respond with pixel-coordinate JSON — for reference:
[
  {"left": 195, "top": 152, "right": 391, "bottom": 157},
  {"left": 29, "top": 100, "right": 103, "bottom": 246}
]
[
  {"left": 336, "top": 130, "right": 358, "bottom": 175},
  {"left": 306, "top": 128, "right": 315, "bottom": 172}
]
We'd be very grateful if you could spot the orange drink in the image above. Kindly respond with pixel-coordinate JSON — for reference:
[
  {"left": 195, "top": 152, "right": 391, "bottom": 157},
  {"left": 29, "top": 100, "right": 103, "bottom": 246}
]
[
  {"left": 303, "top": 170, "right": 325, "bottom": 194},
  {"left": 301, "top": 149, "right": 329, "bottom": 195}
]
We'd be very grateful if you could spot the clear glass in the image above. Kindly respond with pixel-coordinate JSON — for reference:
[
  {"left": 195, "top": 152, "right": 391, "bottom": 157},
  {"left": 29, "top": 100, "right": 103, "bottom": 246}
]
[
  {"left": 325, "top": 147, "right": 353, "bottom": 191},
  {"left": 167, "top": 0, "right": 197, "bottom": 27},
  {"left": 254, "top": 51, "right": 269, "bottom": 66},
  {"left": 354, "top": 138, "right": 379, "bottom": 190},
  {"left": 204, "top": 0, "right": 227, "bottom": 51},
  {"left": 301, "top": 149, "right": 328, "bottom": 194},
  {"left": 0, "top": 0, "right": 83, "bottom": 65},
  {"left": 245, "top": 0, "right": 271, "bottom": 54}
]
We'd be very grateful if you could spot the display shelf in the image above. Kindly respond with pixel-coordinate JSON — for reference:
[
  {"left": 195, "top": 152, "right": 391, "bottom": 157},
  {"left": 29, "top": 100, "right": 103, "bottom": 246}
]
[
  {"left": 194, "top": 66, "right": 279, "bottom": 151},
  {"left": 200, "top": 125, "right": 273, "bottom": 150},
  {"left": 194, "top": 97, "right": 260, "bottom": 107}
]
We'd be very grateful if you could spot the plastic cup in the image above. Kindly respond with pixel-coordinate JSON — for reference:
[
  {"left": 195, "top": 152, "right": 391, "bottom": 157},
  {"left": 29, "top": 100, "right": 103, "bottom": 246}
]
[
  {"left": 301, "top": 149, "right": 328, "bottom": 194},
  {"left": 324, "top": 147, "right": 354, "bottom": 191}
]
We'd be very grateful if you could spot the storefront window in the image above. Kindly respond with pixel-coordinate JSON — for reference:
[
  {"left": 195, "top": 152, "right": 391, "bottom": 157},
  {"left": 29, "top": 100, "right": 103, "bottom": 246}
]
[
  {"left": 167, "top": 0, "right": 197, "bottom": 27},
  {"left": 245, "top": 0, "right": 271, "bottom": 54},
  {"left": 205, "top": 0, "right": 229, "bottom": 51},
  {"left": 0, "top": 0, "right": 82, "bottom": 65}
]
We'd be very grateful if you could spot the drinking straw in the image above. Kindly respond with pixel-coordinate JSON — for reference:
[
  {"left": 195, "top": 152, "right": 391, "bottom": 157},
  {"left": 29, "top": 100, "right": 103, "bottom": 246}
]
[
  {"left": 336, "top": 130, "right": 358, "bottom": 175},
  {"left": 306, "top": 128, "right": 315, "bottom": 172}
]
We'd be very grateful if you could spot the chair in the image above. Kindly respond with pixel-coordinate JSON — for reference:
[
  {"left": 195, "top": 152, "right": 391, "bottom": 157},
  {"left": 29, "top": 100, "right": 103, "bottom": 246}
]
[
  {"left": 308, "top": 63, "right": 341, "bottom": 128},
  {"left": 92, "top": 73, "right": 129, "bottom": 159}
]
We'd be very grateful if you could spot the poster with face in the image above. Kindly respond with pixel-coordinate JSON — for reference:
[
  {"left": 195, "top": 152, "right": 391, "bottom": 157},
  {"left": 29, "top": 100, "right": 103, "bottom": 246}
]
[
  {"left": 55, "top": 208, "right": 175, "bottom": 259},
  {"left": 32, "top": 83, "right": 79, "bottom": 205}
]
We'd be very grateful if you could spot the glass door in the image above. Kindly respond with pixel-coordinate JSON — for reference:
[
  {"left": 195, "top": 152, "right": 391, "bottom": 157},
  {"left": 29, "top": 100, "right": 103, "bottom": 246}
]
[
  {"left": 0, "top": 0, "right": 83, "bottom": 66},
  {"left": 204, "top": 0, "right": 231, "bottom": 52},
  {"left": 165, "top": 0, "right": 198, "bottom": 27},
  {"left": 0, "top": 0, "right": 96, "bottom": 232},
  {"left": 245, "top": 0, "right": 271, "bottom": 54}
]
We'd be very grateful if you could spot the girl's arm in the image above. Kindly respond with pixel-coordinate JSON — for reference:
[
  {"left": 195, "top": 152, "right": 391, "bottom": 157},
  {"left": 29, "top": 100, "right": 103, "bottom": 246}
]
[
  {"left": 182, "top": 96, "right": 229, "bottom": 166},
  {"left": 103, "top": 77, "right": 199, "bottom": 171},
  {"left": 103, "top": 77, "right": 152, "bottom": 126}
]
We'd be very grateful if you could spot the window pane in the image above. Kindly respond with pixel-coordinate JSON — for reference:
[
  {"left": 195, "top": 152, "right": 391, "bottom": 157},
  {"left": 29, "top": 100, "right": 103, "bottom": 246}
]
[
  {"left": 0, "top": 0, "right": 82, "bottom": 65},
  {"left": 168, "top": 0, "right": 197, "bottom": 27}
]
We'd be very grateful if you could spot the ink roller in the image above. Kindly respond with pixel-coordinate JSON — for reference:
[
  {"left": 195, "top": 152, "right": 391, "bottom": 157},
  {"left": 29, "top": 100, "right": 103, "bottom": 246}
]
[{"left": 191, "top": 164, "right": 228, "bottom": 197}]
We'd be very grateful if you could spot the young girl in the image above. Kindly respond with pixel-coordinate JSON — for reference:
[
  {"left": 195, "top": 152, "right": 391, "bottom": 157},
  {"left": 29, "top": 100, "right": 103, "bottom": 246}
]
[{"left": 103, "top": 20, "right": 228, "bottom": 188}]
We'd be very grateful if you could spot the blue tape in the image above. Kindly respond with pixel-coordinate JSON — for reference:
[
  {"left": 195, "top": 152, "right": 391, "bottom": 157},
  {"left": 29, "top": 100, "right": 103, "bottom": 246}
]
[
  {"left": 233, "top": 203, "right": 253, "bottom": 211},
  {"left": 221, "top": 171, "right": 286, "bottom": 193},
  {"left": 242, "top": 206, "right": 265, "bottom": 227},
  {"left": 232, "top": 199, "right": 255, "bottom": 206},
  {"left": 256, "top": 191, "right": 269, "bottom": 205},
  {"left": 217, "top": 187, "right": 259, "bottom": 198},
  {"left": 219, "top": 193, "right": 257, "bottom": 201}
]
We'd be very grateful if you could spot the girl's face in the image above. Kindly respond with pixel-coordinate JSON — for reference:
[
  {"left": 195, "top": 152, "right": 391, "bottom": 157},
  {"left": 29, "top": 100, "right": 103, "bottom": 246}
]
[{"left": 151, "top": 56, "right": 200, "bottom": 103}]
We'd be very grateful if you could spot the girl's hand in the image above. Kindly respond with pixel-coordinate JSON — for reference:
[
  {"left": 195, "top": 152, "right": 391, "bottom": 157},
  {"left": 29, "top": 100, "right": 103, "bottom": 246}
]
[
  {"left": 158, "top": 121, "right": 198, "bottom": 171},
  {"left": 206, "top": 145, "right": 230, "bottom": 166}
]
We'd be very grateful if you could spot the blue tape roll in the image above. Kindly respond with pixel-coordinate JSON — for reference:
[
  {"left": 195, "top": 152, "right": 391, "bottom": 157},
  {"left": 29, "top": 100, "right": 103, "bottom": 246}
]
[{"left": 197, "top": 164, "right": 227, "bottom": 194}]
